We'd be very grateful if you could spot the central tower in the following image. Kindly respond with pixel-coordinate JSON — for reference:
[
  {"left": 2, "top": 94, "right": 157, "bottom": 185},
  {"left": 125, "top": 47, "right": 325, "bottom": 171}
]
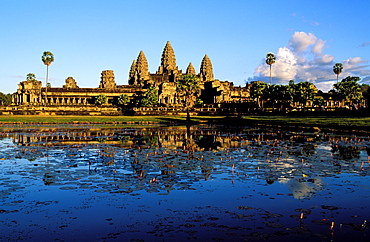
[{"left": 157, "top": 41, "right": 180, "bottom": 76}]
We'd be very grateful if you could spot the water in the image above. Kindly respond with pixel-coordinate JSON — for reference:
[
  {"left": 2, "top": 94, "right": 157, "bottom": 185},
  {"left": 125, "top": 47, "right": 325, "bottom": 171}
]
[{"left": 0, "top": 124, "right": 369, "bottom": 241}]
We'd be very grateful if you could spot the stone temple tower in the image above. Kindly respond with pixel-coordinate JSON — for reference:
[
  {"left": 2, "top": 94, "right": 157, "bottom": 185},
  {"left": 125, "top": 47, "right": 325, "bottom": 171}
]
[
  {"left": 157, "top": 41, "right": 178, "bottom": 75},
  {"left": 199, "top": 54, "right": 214, "bottom": 82},
  {"left": 186, "top": 62, "right": 196, "bottom": 75},
  {"left": 129, "top": 51, "right": 149, "bottom": 86},
  {"left": 99, "top": 70, "right": 116, "bottom": 89}
]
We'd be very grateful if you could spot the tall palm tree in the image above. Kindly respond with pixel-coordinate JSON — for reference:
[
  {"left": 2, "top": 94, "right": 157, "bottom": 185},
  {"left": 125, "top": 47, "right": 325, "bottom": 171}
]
[
  {"left": 265, "top": 52, "right": 276, "bottom": 85},
  {"left": 333, "top": 63, "right": 343, "bottom": 83},
  {"left": 41, "top": 51, "right": 54, "bottom": 104}
]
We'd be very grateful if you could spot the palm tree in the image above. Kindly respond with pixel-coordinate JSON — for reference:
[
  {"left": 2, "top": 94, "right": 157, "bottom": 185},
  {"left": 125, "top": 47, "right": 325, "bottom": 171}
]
[
  {"left": 265, "top": 52, "right": 276, "bottom": 85},
  {"left": 140, "top": 87, "right": 159, "bottom": 107},
  {"left": 117, "top": 94, "right": 130, "bottom": 106},
  {"left": 95, "top": 94, "right": 107, "bottom": 106},
  {"left": 41, "top": 51, "right": 54, "bottom": 104},
  {"left": 26, "top": 73, "right": 37, "bottom": 81},
  {"left": 333, "top": 63, "right": 343, "bottom": 83},
  {"left": 176, "top": 75, "right": 201, "bottom": 123}
]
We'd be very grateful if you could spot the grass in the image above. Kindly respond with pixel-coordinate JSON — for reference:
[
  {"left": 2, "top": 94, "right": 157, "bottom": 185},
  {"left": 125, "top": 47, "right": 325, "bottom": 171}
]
[
  {"left": 238, "top": 116, "right": 370, "bottom": 131},
  {"left": 0, "top": 115, "right": 369, "bottom": 131},
  {"left": 0, "top": 115, "right": 222, "bottom": 124}
]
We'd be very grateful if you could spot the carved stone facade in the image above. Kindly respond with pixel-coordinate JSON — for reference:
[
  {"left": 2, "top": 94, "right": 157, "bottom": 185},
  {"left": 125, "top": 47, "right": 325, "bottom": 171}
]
[
  {"left": 186, "top": 62, "right": 196, "bottom": 75},
  {"left": 63, "top": 77, "right": 79, "bottom": 89},
  {"left": 200, "top": 54, "right": 214, "bottom": 82},
  {"left": 99, "top": 70, "right": 116, "bottom": 89},
  {"left": 13, "top": 80, "right": 42, "bottom": 105}
]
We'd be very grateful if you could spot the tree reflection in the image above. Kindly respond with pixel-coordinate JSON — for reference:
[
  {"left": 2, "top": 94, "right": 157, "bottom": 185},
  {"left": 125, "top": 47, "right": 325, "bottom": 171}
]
[{"left": 332, "top": 145, "right": 360, "bottom": 159}]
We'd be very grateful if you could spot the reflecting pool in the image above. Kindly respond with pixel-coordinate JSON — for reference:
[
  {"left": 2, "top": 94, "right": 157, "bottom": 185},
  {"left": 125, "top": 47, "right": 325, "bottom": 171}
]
[{"left": 0, "top": 124, "right": 369, "bottom": 241}]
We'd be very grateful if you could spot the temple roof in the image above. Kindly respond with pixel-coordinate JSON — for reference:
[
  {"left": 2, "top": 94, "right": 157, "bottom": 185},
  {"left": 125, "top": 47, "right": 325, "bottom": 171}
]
[
  {"left": 200, "top": 54, "right": 214, "bottom": 82},
  {"left": 136, "top": 51, "right": 149, "bottom": 80},
  {"left": 186, "top": 62, "right": 196, "bottom": 75},
  {"left": 159, "top": 41, "right": 177, "bottom": 74}
]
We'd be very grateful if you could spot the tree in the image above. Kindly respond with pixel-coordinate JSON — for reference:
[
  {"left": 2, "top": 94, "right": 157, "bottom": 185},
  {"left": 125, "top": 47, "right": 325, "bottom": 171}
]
[
  {"left": 41, "top": 51, "right": 54, "bottom": 103},
  {"left": 265, "top": 52, "right": 276, "bottom": 85},
  {"left": 293, "top": 81, "right": 317, "bottom": 108},
  {"left": 117, "top": 94, "right": 130, "bottom": 105},
  {"left": 140, "top": 87, "right": 159, "bottom": 107},
  {"left": 0, "top": 92, "right": 11, "bottom": 106},
  {"left": 333, "top": 76, "right": 363, "bottom": 106},
  {"left": 313, "top": 97, "right": 325, "bottom": 107},
  {"left": 95, "top": 94, "right": 107, "bottom": 106},
  {"left": 250, "top": 81, "right": 268, "bottom": 109},
  {"left": 267, "top": 84, "right": 291, "bottom": 112},
  {"left": 285, "top": 80, "right": 296, "bottom": 107},
  {"left": 361, "top": 84, "right": 370, "bottom": 104},
  {"left": 333, "top": 63, "right": 343, "bottom": 83},
  {"left": 176, "top": 74, "right": 201, "bottom": 123},
  {"left": 26, "top": 73, "right": 37, "bottom": 81}
]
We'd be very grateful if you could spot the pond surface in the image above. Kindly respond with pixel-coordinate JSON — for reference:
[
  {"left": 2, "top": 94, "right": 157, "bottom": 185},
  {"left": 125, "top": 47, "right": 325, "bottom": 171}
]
[{"left": 0, "top": 124, "right": 369, "bottom": 241}]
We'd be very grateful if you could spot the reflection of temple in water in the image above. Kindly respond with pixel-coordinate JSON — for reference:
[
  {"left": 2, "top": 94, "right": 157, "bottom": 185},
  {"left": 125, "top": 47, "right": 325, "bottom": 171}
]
[
  {"left": 5, "top": 126, "right": 370, "bottom": 199},
  {"left": 11, "top": 126, "right": 252, "bottom": 151}
]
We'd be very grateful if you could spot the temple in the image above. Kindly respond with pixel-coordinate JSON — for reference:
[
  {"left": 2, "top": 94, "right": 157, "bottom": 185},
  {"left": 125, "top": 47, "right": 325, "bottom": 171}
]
[{"left": 9, "top": 41, "right": 250, "bottom": 115}]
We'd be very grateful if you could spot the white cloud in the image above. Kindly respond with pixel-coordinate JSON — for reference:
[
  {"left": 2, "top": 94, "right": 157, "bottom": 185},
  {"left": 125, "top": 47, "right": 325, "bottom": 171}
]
[
  {"left": 342, "top": 57, "right": 370, "bottom": 76},
  {"left": 311, "top": 39, "right": 326, "bottom": 54},
  {"left": 252, "top": 31, "right": 370, "bottom": 92},
  {"left": 288, "top": 32, "right": 317, "bottom": 53},
  {"left": 254, "top": 47, "right": 297, "bottom": 81}
]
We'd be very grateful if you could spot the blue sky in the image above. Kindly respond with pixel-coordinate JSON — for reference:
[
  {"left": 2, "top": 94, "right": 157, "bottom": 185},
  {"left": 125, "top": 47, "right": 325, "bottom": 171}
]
[{"left": 1, "top": 0, "right": 369, "bottom": 94}]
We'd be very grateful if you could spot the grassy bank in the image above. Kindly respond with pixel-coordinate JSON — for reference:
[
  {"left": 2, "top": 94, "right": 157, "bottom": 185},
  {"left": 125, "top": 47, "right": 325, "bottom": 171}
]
[
  {"left": 0, "top": 115, "right": 369, "bottom": 132},
  {"left": 238, "top": 116, "right": 370, "bottom": 130},
  {"left": 0, "top": 115, "right": 221, "bottom": 124}
]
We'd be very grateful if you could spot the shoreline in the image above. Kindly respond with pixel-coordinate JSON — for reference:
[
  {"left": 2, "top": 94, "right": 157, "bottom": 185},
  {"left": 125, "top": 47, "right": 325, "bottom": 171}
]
[{"left": 0, "top": 115, "right": 369, "bottom": 134}]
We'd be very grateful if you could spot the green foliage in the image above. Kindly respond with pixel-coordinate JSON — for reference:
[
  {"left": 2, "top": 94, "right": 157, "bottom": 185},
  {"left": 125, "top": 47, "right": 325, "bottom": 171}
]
[
  {"left": 250, "top": 81, "right": 268, "bottom": 108},
  {"left": 361, "top": 84, "right": 370, "bottom": 101},
  {"left": 176, "top": 75, "right": 201, "bottom": 107},
  {"left": 250, "top": 81, "right": 268, "bottom": 98},
  {"left": 42, "top": 51, "right": 54, "bottom": 91},
  {"left": 265, "top": 52, "right": 276, "bottom": 65},
  {"left": 266, "top": 84, "right": 294, "bottom": 110},
  {"left": 293, "top": 81, "right": 317, "bottom": 106},
  {"left": 117, "top": 94, "right": 130, "bottom": 105},
  {"left": 26, "top": 73, "right": 37, "bottom": 81},
  {"left": 176, "top": 75, "right": 200, "bottom": 97},
  {"left": 333, "top": 63, "right": 343, "bottom": 82},
  {"left": 333, "top": 76, "right": 363, "bottom": 103},
  {"left": 140, "top": 87, "right": 158, "bottom": 107},
  {"left": 0, "top": 92, "right": 11, "bottom": 106},
  {"left": 176, "top": 75, "right": 201, "bottom": 122},
  {"left": 265, "top": 52, "right": 276, "bottom": 84},
  {"left": 313, "top": 97, "right": 325, "bottom": 106},
  {"left": 95, "top": 94, "right": 108, "bottom": 105},
  {"left": 41, "top": 51, "right": 54, "bottom": 66}
]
